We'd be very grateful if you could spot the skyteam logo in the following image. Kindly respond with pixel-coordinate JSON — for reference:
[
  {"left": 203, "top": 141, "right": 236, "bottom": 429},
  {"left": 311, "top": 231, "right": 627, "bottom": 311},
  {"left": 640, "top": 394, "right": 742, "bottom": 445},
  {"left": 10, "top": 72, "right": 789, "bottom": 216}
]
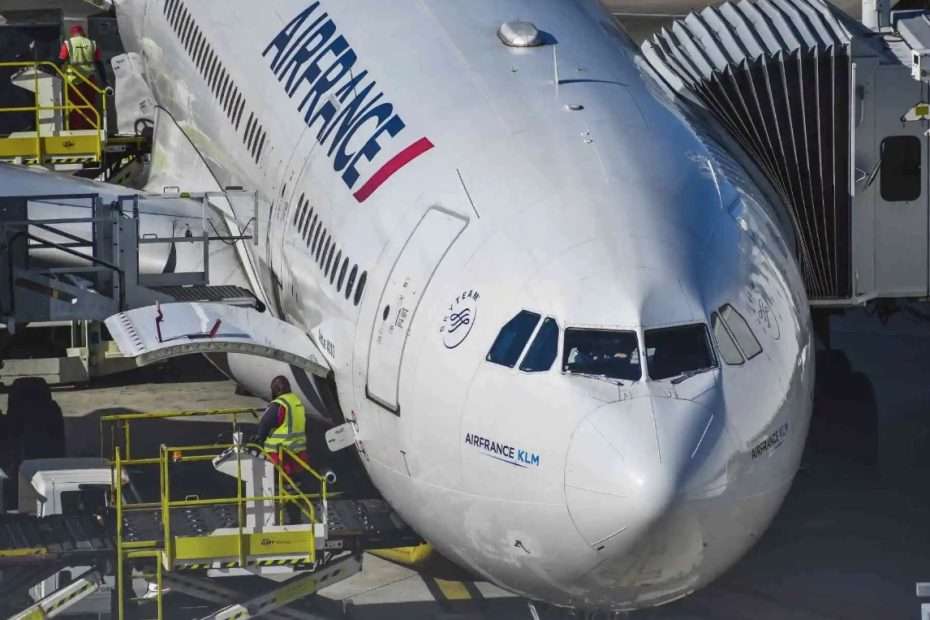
[
  {"left": 441, "top": 289, "right": 479, "bottom": 349},
  {"left": 465, "top": 433, "right": 541, "bottom": 469},
  {"left": 263, "top": 3, "right": 434, "bottom": 203}
]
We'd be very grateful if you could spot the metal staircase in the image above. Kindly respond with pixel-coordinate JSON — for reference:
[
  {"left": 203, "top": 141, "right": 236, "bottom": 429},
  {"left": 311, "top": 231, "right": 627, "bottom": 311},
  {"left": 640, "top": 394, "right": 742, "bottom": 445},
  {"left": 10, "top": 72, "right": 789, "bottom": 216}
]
[{"left": 0, "top": 191, "right": 258, "bottom": 327}]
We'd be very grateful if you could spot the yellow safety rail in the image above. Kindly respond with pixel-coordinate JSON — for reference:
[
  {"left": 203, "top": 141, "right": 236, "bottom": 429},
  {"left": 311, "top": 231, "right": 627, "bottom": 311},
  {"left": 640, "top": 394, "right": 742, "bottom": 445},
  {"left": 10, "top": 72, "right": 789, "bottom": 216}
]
[
  {"left": 99, "top": 407, "right": 262, "bottom": 461},
  {"left": 106, "top": 408, "right": 331, "bottom": 620},
  {"left": 0, "top": 60, "right": 107, "bottom": 164}
]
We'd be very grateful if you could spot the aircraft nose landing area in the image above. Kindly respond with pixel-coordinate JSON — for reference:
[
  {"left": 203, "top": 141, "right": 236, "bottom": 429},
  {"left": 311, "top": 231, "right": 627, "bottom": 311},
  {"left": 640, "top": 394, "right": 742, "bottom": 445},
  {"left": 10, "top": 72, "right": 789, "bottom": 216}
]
[{"left": 565, "top": 397, "right": 713, "bottom": 553}]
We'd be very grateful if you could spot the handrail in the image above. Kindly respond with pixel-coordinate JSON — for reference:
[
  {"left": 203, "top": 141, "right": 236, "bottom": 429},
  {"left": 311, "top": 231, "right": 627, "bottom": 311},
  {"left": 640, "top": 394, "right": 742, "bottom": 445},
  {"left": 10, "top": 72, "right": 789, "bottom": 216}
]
[
  {"left": 110, "top": 408, "right": 330, "bottom": 591},
  {"left": 99, "top": 407, "right": 261, "bottom": 461},
  {"left": 0, "top": 60, "right": 107, "bottom": 162},
  {"left": 152, "top": 442, "right": 324, "bottom": 569}
]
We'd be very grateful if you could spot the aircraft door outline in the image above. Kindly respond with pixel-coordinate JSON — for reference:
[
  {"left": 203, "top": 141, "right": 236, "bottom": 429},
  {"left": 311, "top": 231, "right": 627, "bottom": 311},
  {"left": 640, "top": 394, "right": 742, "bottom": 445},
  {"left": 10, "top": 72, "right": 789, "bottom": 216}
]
[{"left": 366, "top": 207, "right": 469, "bottom": 415}]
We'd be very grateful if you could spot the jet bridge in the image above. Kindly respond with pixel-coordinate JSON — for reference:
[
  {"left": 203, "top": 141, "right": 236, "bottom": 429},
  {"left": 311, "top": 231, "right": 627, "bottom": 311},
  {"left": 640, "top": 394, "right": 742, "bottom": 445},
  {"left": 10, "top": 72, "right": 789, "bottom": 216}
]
[{"left": 642, "top": 0, "right": 930, "bottom": 306}]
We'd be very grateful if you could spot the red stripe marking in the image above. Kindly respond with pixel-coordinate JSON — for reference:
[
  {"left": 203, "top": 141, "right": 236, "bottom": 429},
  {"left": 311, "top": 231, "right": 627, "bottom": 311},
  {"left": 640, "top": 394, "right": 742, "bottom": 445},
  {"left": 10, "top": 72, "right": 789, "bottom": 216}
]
[{"left": 353, "top": 137, "right": 434, "bottom": 203}]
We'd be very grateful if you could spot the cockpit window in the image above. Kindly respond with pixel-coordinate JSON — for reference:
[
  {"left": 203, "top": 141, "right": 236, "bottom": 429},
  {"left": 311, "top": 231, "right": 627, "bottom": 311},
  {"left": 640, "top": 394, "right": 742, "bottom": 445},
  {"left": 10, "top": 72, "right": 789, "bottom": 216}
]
[
  {"left": 520, "top": 317, "right": 559, "bottom": 373},
  {"left": 644, "top": 324, "right": 716, "bottom": 381},
  {"left": 719, "top": 304, "right": 762, "bottom": 360},
  {"left": 712, "top": 313, "right": 744, "bottom": 365},
  {"left": 562, "top": 328, "right": 641, "bottom": 382},
  {"left": 487, "top": 310, "right": 541, "bottom": 368}
]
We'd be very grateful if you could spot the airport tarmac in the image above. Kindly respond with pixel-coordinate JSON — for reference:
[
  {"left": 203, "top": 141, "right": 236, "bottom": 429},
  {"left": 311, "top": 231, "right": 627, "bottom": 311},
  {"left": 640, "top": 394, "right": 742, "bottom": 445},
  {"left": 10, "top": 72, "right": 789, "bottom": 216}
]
[{"left": 3, "top": 307, "right": 927, "bottom": 619}]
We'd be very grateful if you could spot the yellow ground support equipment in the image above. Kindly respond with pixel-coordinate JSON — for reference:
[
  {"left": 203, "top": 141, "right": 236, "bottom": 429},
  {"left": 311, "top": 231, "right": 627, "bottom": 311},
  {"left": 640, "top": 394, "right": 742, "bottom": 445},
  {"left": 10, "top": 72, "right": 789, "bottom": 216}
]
[
  {"left": 102, "top": 409, "right": 332, "bottom": 620},
  {"left": 0, "top": 61, "right": 107, "bottom": 166},
  {"left": 8, "top": 570, "right": 103, "bottom": 620}
]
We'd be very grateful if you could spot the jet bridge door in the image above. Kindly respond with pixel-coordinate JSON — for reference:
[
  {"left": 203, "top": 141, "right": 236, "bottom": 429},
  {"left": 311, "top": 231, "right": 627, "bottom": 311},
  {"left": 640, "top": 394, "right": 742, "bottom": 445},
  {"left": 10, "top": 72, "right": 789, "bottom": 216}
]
[
  {"left": 366, "top": 208, "right": 468, "bottom": 414},
  {"left": 866, "top": 66, "right": 929, "bottom": 298}
]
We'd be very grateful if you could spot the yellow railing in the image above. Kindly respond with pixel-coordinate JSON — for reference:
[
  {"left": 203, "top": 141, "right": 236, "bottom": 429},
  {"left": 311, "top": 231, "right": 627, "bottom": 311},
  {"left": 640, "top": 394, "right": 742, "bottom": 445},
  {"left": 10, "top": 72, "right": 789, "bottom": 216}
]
[
  {"left": 99, "top": 407, "right": 262, "bottom": 461},
  {"left": 106, "top": 408, "right": 331, "bottom": 620},
  {"left": 0, "top": 60, "right": 107, "bottom": 163}
]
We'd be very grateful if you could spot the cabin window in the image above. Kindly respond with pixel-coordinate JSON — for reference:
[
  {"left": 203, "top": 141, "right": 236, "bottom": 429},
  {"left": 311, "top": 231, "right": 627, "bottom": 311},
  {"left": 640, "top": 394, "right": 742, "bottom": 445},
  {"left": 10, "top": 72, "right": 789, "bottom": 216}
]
[
  {"left": 315, "top": 229, "right": 327, "bottom": 260},
  {"left": 345, "top": 265, "right": 358, "bottom": 299},
  {"left": 711, "top": 313, "right": 744, "bottom": 365},
  {"left": 305, "top": 213, "right": 317, "bottom": 242},
  {"left": 881, "top": 136, "right": 921, "bottom": 202},
  {"left": 311, "top": 221, "right": 323, "bottom": 251},
  {"left": 337, "top": 258, "right": 349, "bottom": 292},
  {"left": 331, "top": 251, "right": 342, "bottom": 283},
  {"left": 354, "top": 272, "right": 367, "bottom": 306},
  {"left": 319, "top": 236, "right": 330, "bottom": 265},
  {"left": 193, "top": 32, "right": 205, "bottom": 68},
  {"left": 234, "top": 95, "right": 244, "bottom": 128},
  {"left": 717, "top": 304, "right": 762, "bottom": 360},
  {"left": 325, "top": 244, "right": 336, "bottom": 274},
  {"left": 520, "top": 317, "right": 559, "bottom": 372},
  {"left": 487, "top": 311, "right": 541, "bottom": 368},
  {"left": 562, "top": 328, "right": 641, "bottom": 382},
  {"left": 644, "top": 324, "right": 716, "bottom": 381}
]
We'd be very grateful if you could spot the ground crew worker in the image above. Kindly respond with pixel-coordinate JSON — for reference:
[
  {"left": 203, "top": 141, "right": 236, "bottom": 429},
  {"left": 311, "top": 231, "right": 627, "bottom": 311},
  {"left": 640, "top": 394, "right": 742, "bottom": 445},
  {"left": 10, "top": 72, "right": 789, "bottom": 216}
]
[
  {"left": 57, "top": 24, "right": 109, "bottom": 130},
  {"left": 254, "top": 376, "right": 310, "bottom": 476}
]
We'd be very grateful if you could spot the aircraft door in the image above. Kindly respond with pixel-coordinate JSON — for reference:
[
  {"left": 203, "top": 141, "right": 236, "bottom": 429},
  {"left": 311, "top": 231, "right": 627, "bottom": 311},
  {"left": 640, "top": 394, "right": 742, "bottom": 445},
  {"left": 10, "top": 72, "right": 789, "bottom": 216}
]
[{"left": 366, "top": 207, "right": 468, "bottom": 414}]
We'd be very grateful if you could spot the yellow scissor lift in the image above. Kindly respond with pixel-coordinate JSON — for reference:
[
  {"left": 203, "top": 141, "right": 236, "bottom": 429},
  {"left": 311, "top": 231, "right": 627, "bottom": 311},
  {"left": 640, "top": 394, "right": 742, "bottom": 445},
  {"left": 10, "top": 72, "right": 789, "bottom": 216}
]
[
  {"left": 101, "top": 409, "right": 371, "bottom": 620},
  {"left": 0, "top": 60, "right": 148, "bottom": 171}
]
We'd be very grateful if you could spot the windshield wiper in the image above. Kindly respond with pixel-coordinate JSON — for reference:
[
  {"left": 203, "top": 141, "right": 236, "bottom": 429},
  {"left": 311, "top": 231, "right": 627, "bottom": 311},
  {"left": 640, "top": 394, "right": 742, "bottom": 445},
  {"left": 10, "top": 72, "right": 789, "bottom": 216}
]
[
  {"left": 569, "top": 371, "right": 624, "bottom": 386},
  {"left": 670, "top": 367, "right": 713, "bottom": 385}
]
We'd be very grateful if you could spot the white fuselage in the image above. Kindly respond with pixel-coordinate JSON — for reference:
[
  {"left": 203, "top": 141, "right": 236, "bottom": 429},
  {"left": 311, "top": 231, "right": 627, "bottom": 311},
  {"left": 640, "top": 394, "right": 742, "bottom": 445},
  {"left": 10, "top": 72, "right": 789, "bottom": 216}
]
[{"left": 110, "top": 0, "right": 814, "bottom": 610}]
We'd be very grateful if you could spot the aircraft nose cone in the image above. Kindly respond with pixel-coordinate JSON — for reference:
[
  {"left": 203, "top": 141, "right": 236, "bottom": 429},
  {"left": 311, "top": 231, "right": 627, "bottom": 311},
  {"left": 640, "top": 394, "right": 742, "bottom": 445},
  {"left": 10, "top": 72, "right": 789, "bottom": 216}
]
[{"left": 565, "top": 397, "right": 712, "bottom": 550}]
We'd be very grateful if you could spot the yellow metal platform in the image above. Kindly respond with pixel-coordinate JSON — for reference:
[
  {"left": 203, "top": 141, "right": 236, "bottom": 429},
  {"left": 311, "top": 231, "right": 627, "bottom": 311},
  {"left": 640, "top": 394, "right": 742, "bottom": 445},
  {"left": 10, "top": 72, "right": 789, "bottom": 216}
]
[{"left": 0, "top": 61, "right": 107, "bottom": 166}]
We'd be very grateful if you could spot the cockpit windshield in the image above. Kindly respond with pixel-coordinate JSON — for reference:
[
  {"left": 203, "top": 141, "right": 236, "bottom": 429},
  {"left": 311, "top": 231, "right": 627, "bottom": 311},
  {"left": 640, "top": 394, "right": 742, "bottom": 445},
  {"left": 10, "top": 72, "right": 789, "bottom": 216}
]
[
  {"left": 644, "top": 324, "right": 716, "bottom": 382},
  {"left": 562, "top": 328, "right": 641, "bottom": 383}
]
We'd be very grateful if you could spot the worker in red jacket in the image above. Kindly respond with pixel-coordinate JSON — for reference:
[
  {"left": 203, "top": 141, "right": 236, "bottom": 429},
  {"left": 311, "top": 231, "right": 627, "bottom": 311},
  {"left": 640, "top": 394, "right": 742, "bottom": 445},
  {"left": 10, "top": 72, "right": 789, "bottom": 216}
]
[{"left": 57, "top": 24, "right": 109, "bottom": 130}]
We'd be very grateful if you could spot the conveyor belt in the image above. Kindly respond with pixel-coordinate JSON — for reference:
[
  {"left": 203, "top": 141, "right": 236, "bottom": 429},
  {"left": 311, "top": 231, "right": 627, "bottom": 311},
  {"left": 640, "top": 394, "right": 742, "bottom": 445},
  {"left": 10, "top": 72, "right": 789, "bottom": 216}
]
[
  {"left": 0, "top": 500, "right": 417, "bottom": 570},
  {"left": 0, "top": 513, "right": 113, "bottom": 565},
  {"left": 120, "top": 499, "right": 418, "bottom": 550}
]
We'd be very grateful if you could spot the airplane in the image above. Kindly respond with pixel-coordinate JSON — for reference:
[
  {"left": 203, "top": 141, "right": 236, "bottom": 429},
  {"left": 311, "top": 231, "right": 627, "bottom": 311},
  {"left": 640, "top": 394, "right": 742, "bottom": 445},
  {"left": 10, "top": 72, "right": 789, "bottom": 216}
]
[{"left": 1, "top": 0, "right": 815, "bottom": 613}]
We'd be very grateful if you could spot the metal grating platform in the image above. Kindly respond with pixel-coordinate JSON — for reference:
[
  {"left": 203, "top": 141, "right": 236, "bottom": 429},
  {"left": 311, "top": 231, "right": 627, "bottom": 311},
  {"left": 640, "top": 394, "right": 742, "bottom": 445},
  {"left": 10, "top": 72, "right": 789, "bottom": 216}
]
[
  {"left": 120, "top": 499, "right": 417, "bottom": 550},
  {"left": 153, "top": 285, "right": 260, "bottom": 308},
  {"left": 642, "top": 0, "right": 860, "bottom": 300}
]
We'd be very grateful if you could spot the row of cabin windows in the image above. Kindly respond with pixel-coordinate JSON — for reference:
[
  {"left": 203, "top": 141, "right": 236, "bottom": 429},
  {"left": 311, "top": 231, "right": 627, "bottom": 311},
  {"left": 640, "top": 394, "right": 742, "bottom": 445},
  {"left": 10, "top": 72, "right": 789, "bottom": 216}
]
[
  {"left": 164, "top": 0, "right": 256, "bottom": 157},
  {"left": 486, "top": 303, "right": 762, "bottom": 380},
  {"left": 291, "top": 194, "right": 367, "bottom": 306}
]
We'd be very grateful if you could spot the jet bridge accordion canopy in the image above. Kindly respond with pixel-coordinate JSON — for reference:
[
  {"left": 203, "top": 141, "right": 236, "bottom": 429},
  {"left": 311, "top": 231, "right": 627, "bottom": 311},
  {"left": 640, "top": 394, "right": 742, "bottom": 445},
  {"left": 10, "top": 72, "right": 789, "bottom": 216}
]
[{"left": 642, "top": 0, "right": 856, "bottom": 300}]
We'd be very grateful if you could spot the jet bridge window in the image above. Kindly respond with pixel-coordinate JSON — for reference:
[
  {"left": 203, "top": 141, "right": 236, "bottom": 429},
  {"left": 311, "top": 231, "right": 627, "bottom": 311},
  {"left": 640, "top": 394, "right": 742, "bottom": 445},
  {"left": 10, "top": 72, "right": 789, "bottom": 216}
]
[
  {"left": 487, "top": 310, "right": 541, "bottom": 368},
  {"left": 562, "top": 328, "right": 641, "bottom": 382},
  {"left": 880, "top": 136, "right": 922, "bottom": 202},
  {"left": 713, "top": 304, "right": 762, "bottom": 363},
  {"left": 644, "top": 324, "right": 716, "bottom": 381},
  {"left": 520, "top": 317, "right": 559, "bottom": 372}
]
